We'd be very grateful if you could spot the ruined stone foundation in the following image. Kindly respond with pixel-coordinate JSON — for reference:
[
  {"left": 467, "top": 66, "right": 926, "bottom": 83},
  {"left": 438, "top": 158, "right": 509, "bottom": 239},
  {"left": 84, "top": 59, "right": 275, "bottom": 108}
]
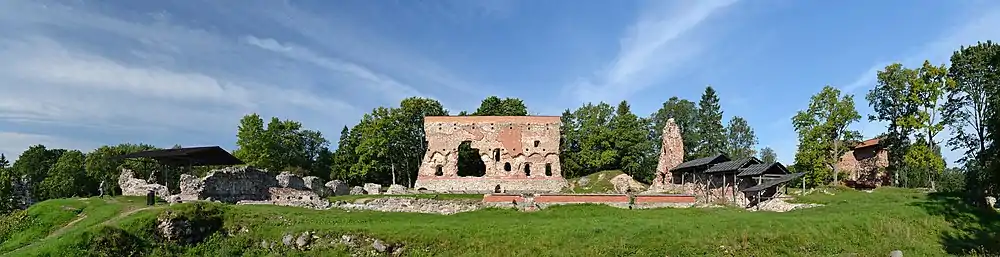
[{"left": 415, "top": 116, "right": 568, "bottom": 193}]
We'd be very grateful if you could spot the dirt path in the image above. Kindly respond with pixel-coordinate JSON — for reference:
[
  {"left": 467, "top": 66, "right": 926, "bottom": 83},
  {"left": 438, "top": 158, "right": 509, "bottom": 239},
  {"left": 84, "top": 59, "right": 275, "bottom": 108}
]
[
  {"left": 101, "top": 206, "right": 163, "bottom": 226},
  {"left": 43, "top": 213, "right": 87, "bottom": 240}
]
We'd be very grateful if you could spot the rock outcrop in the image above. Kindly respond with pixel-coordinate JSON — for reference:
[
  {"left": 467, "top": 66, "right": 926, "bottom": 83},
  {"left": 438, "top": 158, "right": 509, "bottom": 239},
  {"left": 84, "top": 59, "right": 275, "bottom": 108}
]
[
  {"left": 650, "top": 118, "right": 684, "bottom": 192},
  {"left": 325, "top": 180, "right": 349, "bottom": 196},
  {"left": 364, "top": 183, "right": 382, "bottom": 195},
  {"left": 118, "top": 169, "right": 170, "bottom": 199}
]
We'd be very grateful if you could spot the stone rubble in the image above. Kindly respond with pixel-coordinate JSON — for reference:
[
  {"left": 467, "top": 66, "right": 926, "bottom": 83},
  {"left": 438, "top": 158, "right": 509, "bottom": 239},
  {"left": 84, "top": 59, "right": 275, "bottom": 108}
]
[
  {"left": 325, "top": 180, "right": 350, "bottom": 196},
  {"left": 263, "top": 232, "right": 407, "bottom": 256},
  {"left": 750, "top": 196, "right": 823, "bottom": 212},
  {"left": 165, "top": 166, "right": 329, "bottom": 209},
  {"left": 333, "top": 197, "right": 483, "bottom": 215},
  {"left": 350, "top": 186, "right": 367, "bottom": 195},
  {"left": 276, "top": 172, "right": 306, "bottom": 189}
]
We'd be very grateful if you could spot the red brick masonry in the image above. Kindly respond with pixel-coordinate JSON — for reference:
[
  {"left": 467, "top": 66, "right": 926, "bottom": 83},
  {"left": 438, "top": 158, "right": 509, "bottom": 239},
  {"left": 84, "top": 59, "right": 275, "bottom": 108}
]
[{"left": 482, "top": 194, "right": 696, "bottom": 204}]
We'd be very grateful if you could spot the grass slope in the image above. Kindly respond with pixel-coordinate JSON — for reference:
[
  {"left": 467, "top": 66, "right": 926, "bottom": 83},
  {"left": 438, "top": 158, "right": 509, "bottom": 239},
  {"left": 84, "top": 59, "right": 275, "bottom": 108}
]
[
  {"left": 3, "top": 188, "right": 998, "bottom": 256},
  {"left": 564, "top": 170, "right": 648, "bottom": 194}
]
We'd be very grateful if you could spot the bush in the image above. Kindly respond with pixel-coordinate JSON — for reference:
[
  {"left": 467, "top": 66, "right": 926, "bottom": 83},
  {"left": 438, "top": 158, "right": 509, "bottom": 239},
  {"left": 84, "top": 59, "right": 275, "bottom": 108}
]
[
  {"left": 81, "top": 226, "right": 148, "bottom": 257},
  {"left": 938, "top": 168, "right": 967, "bottom": 193},
  {"left": 0, "top": 210, "right": 31, "bottom": 243}
]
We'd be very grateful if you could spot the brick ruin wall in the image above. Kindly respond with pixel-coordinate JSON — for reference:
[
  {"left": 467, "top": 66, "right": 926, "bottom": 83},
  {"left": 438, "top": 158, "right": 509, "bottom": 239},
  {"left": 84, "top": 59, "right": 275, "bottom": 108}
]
[
  {"left": 414, "top": 116, "right": 567, "bottom": 193},
  {"left": 837, "top": 147, "right": 890, "bottom": 187},
  {"left": 649, "top": 118, "right": 684, "bottom": 191}
]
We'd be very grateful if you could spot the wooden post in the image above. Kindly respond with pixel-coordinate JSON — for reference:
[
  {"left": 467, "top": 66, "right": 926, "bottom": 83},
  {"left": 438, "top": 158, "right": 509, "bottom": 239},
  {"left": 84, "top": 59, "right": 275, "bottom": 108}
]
[{"left": 722, "top": 174, "right": 727, "bottom": 204}]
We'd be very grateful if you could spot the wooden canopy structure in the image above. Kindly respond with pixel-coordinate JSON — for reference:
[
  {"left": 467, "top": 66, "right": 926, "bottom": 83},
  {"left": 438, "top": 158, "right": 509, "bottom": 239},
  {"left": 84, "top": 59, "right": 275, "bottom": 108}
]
[
  {"left": 112, "top": 146, "right": 243, "bottom": 192},
  {"left": 703, "top": 157, "right": 762, "bottom": 202}
]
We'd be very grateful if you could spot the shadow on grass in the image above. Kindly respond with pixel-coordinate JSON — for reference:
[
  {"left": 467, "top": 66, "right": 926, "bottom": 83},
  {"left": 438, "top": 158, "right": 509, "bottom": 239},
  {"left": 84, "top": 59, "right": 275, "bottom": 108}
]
[{"left": 912, "top": 192, "right": 1000, "bottom": 255}]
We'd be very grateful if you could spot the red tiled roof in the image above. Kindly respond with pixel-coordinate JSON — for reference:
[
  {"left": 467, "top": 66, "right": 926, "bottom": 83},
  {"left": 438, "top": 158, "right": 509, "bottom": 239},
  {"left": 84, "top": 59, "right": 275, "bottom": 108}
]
[{"left": 855, "top": 138, "right": 881, "bottom": 149}]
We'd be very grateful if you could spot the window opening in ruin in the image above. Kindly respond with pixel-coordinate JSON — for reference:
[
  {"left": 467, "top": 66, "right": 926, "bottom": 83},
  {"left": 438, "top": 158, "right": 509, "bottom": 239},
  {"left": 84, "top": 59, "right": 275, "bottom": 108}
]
[
  {"left": 534, "top": 140, "right": 540, "bottom": 147},
  {"left": 545, "top": 163, "right": 553, "bottom": 176},
  {"left": 457, "top": 141, "right": 486, "bottom": 177},
  {"left": 493, "top": 148, "right": 500, "bottom": 162},
  {"left": 524, "top": 163, "right": 531, "bottom": 176},
  {"left": 504, "top": 162, "right": 512, "bottom": 171},
  {"left": 435, "top": 165, "right": 444, "bottom": 176}
]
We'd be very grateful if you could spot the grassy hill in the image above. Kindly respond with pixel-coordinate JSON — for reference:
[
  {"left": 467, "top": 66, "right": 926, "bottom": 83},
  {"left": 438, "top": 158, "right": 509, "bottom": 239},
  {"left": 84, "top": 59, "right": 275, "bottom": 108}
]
[
  {"left": 564, "top": 170, "right": 648, "bottom": 194},
  {"left": 1, "top": 188, "right": 998, "bottom": 256}
]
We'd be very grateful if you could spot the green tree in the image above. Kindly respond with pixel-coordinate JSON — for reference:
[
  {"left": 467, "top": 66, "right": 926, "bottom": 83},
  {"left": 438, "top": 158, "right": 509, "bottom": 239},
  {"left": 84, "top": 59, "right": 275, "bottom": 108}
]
[
  {"left": 725, "top": 116, "right": 758, "bottom": 159},
  {"left": 351, "top": 107, "right": 401, "bottom": 184},
  {"left": 473, "top": 96, "right": 528, "bottom": 116},
  {"left": 0, "top": 154, "right": 14, "bottom": 213},
  {"left": 695, "top": 86, "right": 725, "bottom": 158},
  {"left": 944, "top": 41, "right": 999, "bottom": 162},
  {"left": 11, "top": 145, "right": 65, "bottom": 201},
  {"left": 233, "top": 114, "right": 330, "bottom": 176},
  {"left": 793, "top": 86, "right": 862, "bottom": 186},
  {"left": 233, "top": 114, "right": 271, "bottom": 170},
  {"left": 650, "top": 97, "right": 700, "bottom": 161},
  {"left": 330, "top": 126, "right": 358, "bottom": 182},
  {"left": 902, "top": 139, "right": 946, "bottom": 188},
  {"left": 84, "top": 143, "right": 159, "bottom": 195},
  {"left": 39, "top": 150, "right": 87, "bottom": 200},
  {"left": 611, "top": 100, "right": 655, "bottom": 181},
  {"left": 759, "top": 147, "right": 777, "bottom": 163},
  {"left": 397, "top": 97, "right": 448, "bottom": 186},
  {"left": 561, "top": 102, "right": 617, "bottom": 177}
]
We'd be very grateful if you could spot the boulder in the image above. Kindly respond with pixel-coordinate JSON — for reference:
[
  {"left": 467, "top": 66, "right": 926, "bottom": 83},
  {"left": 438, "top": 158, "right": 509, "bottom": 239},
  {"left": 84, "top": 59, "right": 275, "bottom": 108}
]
[
  {"left": 610, "top": 174, "right": 646, "bottom": 194},
  {"left": 364, "top": 183, "right": 382, "bottom": 195},
  {"left": 350, "top": 186, "right": 367, "bottom": 195},
  {"left": 276, "top": 172, "right": 306, "bottom": 190},
  {"left": 577, "top": 177, "right": 591, "bottom": 187},
  {"left": 386, "top": 184, "right": 408, "bottom": 194},
  {"left": 987, "top": 196, "right": 997, "bottom": 209},
  {"left": 325, "top": 180, "right": 350, "bottom": 196},
  {"left": 302, "top": 176, "right": 328, "bottom": 197}
]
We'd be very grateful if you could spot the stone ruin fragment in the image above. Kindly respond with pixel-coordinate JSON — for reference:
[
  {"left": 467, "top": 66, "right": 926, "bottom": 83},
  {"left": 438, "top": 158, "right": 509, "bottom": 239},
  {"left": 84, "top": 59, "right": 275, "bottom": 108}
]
[
  {"left": 119, "top": 169, "right": 170, "bottom": 199},
  {"left": 648, "top": 118, "right": 684, "bottom": 192},
  {"left": 166, "top": 166, "right": 330, "bottom": 209},
  {"left": 415, "top": 116, "right": 567, "bottom": 193},
  {"left": 325, "top": 180, "right": 349, "bottom": 196}
]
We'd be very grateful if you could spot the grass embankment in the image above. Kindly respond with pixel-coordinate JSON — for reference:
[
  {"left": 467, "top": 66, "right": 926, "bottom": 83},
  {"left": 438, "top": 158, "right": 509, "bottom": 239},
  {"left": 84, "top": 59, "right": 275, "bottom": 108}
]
[{"left": 3, "top": 188, "right": 998, "bottom": 256}]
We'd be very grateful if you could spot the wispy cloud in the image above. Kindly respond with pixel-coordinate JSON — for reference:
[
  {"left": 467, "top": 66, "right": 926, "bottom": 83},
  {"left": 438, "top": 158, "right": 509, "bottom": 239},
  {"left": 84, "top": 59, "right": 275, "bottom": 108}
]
[{"left": 567, "top": 0, "right": 740, "bottom": 103}]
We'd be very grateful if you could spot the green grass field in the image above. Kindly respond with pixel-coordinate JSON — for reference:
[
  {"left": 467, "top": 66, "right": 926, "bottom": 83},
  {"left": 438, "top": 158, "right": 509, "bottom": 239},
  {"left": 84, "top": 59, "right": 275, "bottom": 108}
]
[{"left": 2, "top": 187, "right": 997, "bottom": 256}]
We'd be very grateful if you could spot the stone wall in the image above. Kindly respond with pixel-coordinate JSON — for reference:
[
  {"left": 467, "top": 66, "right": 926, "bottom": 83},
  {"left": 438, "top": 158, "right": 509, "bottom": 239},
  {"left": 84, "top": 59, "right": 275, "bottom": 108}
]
[
  {"left": 415, "top": 116, "right": 568, "bottom": 192},
  {"left": 650, "top": 118, "right": 684, "bottom": 191},
  {"left": 176, "top": 166, "right": 276, "bottom": 203},
  {"left": 169, "top": 166, "right": 330, "bottom": 209},
  {"left": 119, "top": 169, "right": 170, "bottom": 199},
  {"left": 837, "top": 146, "right": 891, "bottom": 187}
]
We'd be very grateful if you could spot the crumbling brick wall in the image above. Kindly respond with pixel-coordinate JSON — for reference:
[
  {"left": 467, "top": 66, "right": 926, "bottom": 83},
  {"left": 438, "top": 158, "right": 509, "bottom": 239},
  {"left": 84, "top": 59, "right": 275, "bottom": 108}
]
[
  {"left": 415, "top": 116, "right": 567, "bottom": 192},
  {"left": 838, "top": 146, "right": 890, "bottom": 187}
]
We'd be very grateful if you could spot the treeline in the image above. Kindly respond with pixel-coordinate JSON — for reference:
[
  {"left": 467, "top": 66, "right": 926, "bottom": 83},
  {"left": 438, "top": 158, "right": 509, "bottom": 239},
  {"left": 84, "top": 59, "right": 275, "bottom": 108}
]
[{"left": 789, "top": 41, "right": 1000, "bottom": 203}]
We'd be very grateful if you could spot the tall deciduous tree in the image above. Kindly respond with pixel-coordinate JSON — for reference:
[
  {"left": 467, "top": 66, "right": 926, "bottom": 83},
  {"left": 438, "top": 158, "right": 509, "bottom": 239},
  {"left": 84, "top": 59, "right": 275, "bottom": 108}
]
[
  {"left": 793, "top": 86, "right": 862, "bottom": 186},
  {"left": 11, "top": 145, "right": 65, "bottom": 201},
  {"left": 39, "top": 150, "right": 87, "bottom": 200},
  {"left": 945, "top": 41, "right": 999, "bottom": 163},
  {"left": 396, "top": 97, "right": 448, "bottom": 186},
  {"left": 650, "top": 97, "right": 700, "bottom": 161},
  {"left": 84, "top": 143, "right": 159, "bottom": 195},
  {"left": 233, "top": 114, "right": 330, "bottom": 176},
  {"left": 725, "top": 116, "right": 758, "bottom": 159},
  {"left": 695, "top": 86, "right": 726, "bottom": 159},
  {"left": 758, "top": 147, "right": 777, "bottom": 163},
  {"left": 561, "top": 102, "right": 617, "bottom": 177}
]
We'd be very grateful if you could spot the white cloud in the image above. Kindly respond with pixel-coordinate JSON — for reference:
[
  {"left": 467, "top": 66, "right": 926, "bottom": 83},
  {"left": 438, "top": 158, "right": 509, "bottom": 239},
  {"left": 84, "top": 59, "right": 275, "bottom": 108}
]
[
  {"left": 568, "top": 0, "right": 739, "bottom": 103},
  {"left": 0, "top": 132, "right": 97, "bottom": 161}
]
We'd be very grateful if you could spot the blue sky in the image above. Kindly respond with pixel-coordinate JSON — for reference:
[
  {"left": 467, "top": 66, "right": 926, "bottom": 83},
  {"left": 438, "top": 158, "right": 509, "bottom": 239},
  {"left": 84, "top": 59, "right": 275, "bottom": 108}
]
[{"left": 1, "top": 0, "right": 999, "bottom": 166}]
